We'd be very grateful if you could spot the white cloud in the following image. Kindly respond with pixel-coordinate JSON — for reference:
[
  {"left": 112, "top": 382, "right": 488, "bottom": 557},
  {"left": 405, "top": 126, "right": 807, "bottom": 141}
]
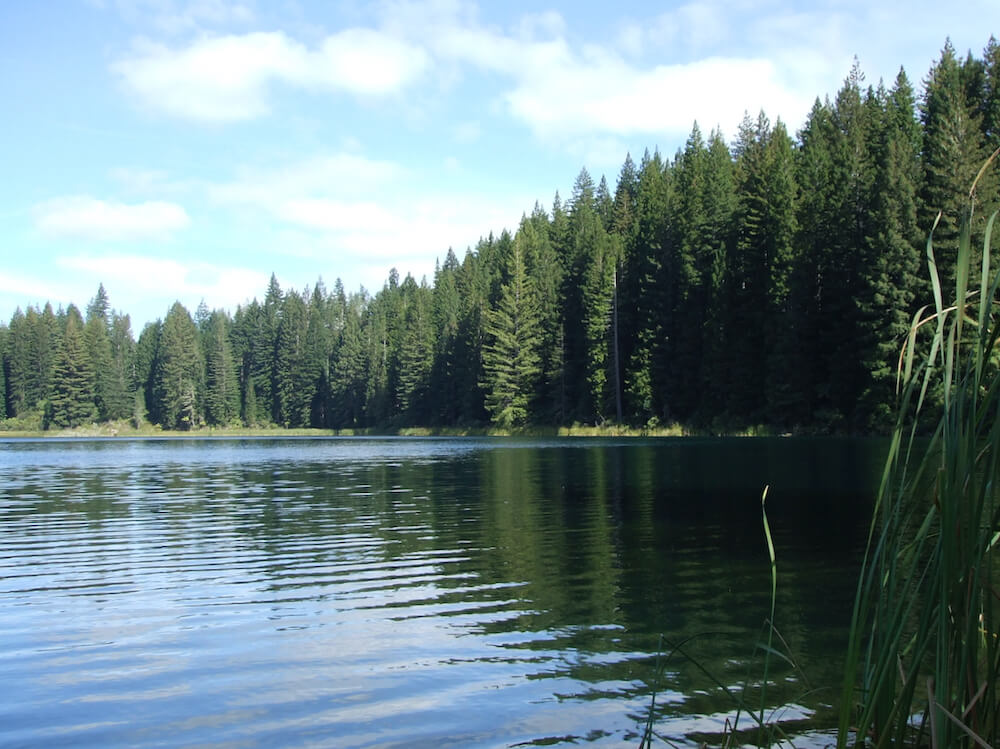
[
  {"left": 34, "top": 196, "right": 190, "bottom": 241},
  {"left": 202, "top": 150, "right": 534, "bottom": 291},
  {"left": 113, "top": 29, "right": 430, "bottom": 122},
  {"left": 57, "top": 254, "right": 270, "bottom": 316},
  {"left": 208, "top": 153, "right": 404, "bottom": 205}
]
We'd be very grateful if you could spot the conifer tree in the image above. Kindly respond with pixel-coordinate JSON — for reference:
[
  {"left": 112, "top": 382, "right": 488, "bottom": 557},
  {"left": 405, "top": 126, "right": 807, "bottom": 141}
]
[
  {"left": 625, "top": 149, "right": 671, "bottom": 424},
  {"left": 431, "top": 251, "right": 462, "bottom": 425},
  {"left": 5, "top": 309, "right": 29, "bottom": 416},
  {"left": 518, "top": 206, "right": 564, "bottom": 422},
  {"left": 482, "top": 237, "right": 542, "bottom": 427},
  {"left": 920, "top": 41, "right": 991, "bottom": 293},
  {"left": 453, "top": 251, "right": 489, "bottom": 423},
  {"left": 85, "top": 284, "right": 124, "bottom": 422},
  {"left": 856, "top": 71, "right": 924, "bottom": 429},
  {"left": 302, "top": 283, "right": 331, "bottom": 427},
  {"left": 134, "top": 320, "right": 162, "bottom": 424},
  {"left": 275, "top": 289, "right": 309, "bottom": 427},
  {"left": 698, "top": 129, "right": 738, "bottom": 422},
  {"left": 397, "top": 277, "right": 435, "bottom": 423},
  {"left": 329, "top": 290, "right": 367, "bottom": 428},
  {"left": 202, "top": 309, "right": 239, "bottom": 426},
  {"left": 0, "top": 325, "right": 7, "bottom": 419},
  {"left": 154, "top": 302, "right": 203, "bottom": 430},
  {"left": 106, "top": 312, "right": 136, "bottom": 420},
  {"left": 49, "top": 306, "right": 96, "bottom": 428}
]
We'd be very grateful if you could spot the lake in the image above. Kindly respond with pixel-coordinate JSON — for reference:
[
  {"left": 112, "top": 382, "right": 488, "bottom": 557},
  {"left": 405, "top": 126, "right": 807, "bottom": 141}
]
[{"left": 0, "top": 437, "right": 883, "bottom": 747}]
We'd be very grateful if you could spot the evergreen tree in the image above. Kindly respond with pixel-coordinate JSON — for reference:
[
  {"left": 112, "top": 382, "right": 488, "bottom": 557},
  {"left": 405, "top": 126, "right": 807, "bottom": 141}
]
[
  {"left": 856, "top": 71, "right": 924, "bottom": 430},
  {"left": 154, "top": 302, "right": 203, "bottom": 430},
  {"left": 202, "top": 309, "right": 239, "bottom": 426},
  {"left": 329, "top": 290, "right": 367, "bottom": 428},
  {"left": 5, "top": 309, "right": 30, "bottom": 416},
  {"left": 134, "top": 320, "right": 162, "bottom": 424},
  {"left": 625, "top": 149, "right": 671, "bottom": 424},
  {"left": 302, "top": 283, "right": 331, "bottom": 427},
  {"left": 275, "top": 289, "right": 309, "bottom": 427},
  {"left": 482, "top": 237, "right": 542, "bottom": 427},
  {"left": 698, "top": 129, "right": 738, "bottom": 423},
  {"left": 106, "top": 312, "right": 136, "bottom": 420},
  {"left": 85, "top": 284, "right": 123, "bottom": 421},
  {"left": 518, "top": 206, "right": 564, "bottom": 422},
  {"left": 453, "top": 251, "right": 489, "bottom": 424},
  {"left": 396, "top": 276, "right": 435, "bottom": 424},
  {"left": 0, "top": 325, "right": 7, "bottom": 419},
  {"left": 430, "top": 250, "right": 462, "bottom": 425},
  {"left": 49, "top": 306, "right": 96, "bottom": 428},
  {"left": 920, "top": 40, "right": 991, "bottom": 294}
]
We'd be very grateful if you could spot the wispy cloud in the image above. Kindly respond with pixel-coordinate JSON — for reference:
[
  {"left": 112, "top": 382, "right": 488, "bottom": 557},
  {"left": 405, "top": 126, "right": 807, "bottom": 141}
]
[
  {"left": 107, "top": 0, "right": 257, "bottom": 34},
  {"left": 57, "top": 254, "right": 270, "bottom": 315},
  {"left": 378, "top": 2, "right": 819, "bottom": 142},
  {"left": 34, "top": 196, "right": 190, "bottom": 241},
  {"left": 113, "top": 29, "right": 430, "bottom": 122}
]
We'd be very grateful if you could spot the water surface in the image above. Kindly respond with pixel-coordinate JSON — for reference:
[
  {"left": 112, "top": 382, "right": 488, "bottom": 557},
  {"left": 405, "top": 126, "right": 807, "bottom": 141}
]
[{"left": 0, "top": 437, "right": 881, "bottom": 747}]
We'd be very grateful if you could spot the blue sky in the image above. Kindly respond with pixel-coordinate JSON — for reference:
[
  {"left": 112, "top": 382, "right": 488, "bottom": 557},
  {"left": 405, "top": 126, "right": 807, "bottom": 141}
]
[{"left": 1, "top": 0, "right": 997, "bottom": 330}]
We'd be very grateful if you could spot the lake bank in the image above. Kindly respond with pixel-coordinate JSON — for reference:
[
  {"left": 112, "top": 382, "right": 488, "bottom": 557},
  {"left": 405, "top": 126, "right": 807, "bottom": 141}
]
[{"left": 0, "top": 418, "right": 806, "bottom": 440}]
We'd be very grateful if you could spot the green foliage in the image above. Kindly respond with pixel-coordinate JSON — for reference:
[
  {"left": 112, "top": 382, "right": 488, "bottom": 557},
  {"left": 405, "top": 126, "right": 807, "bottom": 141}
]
[
  {"left": 154, "top": 302, "right": 203, "bottom": 431},
  {"left": 5, "top": 38, "right": 1000, "bottom": 437},
  {"left": 839, "top": 154, "right": 1000, "bottom": 748},
  {"left": 481, "top": 238, "right": 542, "bottom": 428},
  {"left": 49, "top": 306, "right": 96, "bottom": 428},
  {"left": 202, "top": 309, "right": 239, "bottom": 426}
]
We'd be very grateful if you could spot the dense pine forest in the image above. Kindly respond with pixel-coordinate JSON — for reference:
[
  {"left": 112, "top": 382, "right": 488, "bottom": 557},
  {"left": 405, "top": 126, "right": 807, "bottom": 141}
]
[{"left": 3, "top": 40, "right": 999, "bottom": 435}]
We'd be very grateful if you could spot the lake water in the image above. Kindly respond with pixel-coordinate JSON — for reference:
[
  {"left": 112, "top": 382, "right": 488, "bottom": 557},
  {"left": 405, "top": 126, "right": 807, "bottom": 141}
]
[{"left": 0, "top": 437, "right": 883, "bottom": 747}]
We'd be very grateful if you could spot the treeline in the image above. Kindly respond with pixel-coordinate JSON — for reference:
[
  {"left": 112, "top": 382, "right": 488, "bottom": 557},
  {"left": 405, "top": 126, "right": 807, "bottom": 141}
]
[{"left": 2, "top": 40, "right": 999, "bottom": 434}]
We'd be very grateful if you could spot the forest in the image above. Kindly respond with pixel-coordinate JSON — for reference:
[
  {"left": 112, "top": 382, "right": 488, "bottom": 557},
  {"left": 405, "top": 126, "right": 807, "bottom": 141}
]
[{"left": 2, "top": 39, "right": 999, "bottom": 435}]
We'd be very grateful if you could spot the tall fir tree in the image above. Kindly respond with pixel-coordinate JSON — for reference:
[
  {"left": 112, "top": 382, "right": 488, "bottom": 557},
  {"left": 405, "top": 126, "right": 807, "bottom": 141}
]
[
  {"left": 920, "top": 40, "right": 991, "bottom": 294},
  {"left": 396, "top": 276, "right": 435, "bottom": 424},
  {"left": 481, "top": 236, "right": 542, "bottom": 427},
  {"left": 275, "top": 289, "right": 309, "bottom": 427},
  {"left": 202, "top": 309, "right": 239, "bottom": 426},
  {"left": 154, "top": 302, "right": 203, "bottom": 430},
  {"left": 0, "top": 324, "right": 7, "bottom": 419},
  {"left": 49, "top": 306, "right": 96, "bottom": 428},
  {"left": 430, "top": 250, "right": 462, "bottom": 425}
]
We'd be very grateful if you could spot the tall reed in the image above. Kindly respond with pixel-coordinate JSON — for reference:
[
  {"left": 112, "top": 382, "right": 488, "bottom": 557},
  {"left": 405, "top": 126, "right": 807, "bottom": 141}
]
[{"left": 838, "top": 150, "right": 1000, "bottom": 748}]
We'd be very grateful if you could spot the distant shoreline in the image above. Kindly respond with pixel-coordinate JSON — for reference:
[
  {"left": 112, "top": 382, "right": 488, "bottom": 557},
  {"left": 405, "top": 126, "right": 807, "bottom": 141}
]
[{"left": 0, "top": 420, "right": 797, "bottom": 440}]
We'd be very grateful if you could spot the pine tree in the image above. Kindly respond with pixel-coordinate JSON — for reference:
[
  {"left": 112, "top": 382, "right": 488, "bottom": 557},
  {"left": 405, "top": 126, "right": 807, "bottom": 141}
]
[
  {"left": 856, "top": 71, "right": 923, "bottom": 430},
  {"left": 202, "top": 309, "right": 239, "bottom": 426},
  {"left": 482, "top": 237, "right": 542, "bottom": 427},
  {"left": 49, "top": 306, "right": 96, "bottom": 428},
  {"left": 625, "top": 149, "right": 671, "bottom": 424},
  {"left": 106, "top": 312, "right": 136, "bottom": 420},
  {"left": 302, "top": 283, "right": 331, "bottom": 427},
  {"left": 397, "top": 276, "right": 435, "bottom": 423},
  {"left": 453, "top": 251, "right": 489, "bottom": 424},
  {"left": 85, "top": 284, "right": 125, "bottom": 422},
  {"left": 0, "top": 324, "right": 7, "bottom": 420},
  {"left": 275, "top": 289, "right": 309, "bottom": 427},
  {"left": 329, "top": 290, "right": 367, "bottom": 428},
  {"left": 518, "top": 206, "right": 564, "bottom": 422},
  {"left": 154, "top": 302, "right": 203, "bottom": 430},
  {"left": 430, "top": 250, "right": 462, "bottom": 425},
  {"left": 134, "top": 320, "right": 162, "bottom": 424},
  {"left": 5, "top": 309, "right": 30, "bottom": 416},
  {"left": 920, "top": 41, "right": 991, "bottom": 294},
  {"left": 698, "top": 129, "right": 738, "bottom": 423}
]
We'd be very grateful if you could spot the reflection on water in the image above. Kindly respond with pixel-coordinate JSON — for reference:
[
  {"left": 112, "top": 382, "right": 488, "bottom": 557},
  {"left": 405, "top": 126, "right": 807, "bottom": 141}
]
[{"left": 0, "top": 437, "right": 881, "bottom": 747}]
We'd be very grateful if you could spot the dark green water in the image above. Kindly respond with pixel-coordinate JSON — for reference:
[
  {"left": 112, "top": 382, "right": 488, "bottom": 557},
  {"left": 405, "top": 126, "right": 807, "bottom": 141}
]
[{"left": 0, "top": 437, "right": 883, "bottom": 747}]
